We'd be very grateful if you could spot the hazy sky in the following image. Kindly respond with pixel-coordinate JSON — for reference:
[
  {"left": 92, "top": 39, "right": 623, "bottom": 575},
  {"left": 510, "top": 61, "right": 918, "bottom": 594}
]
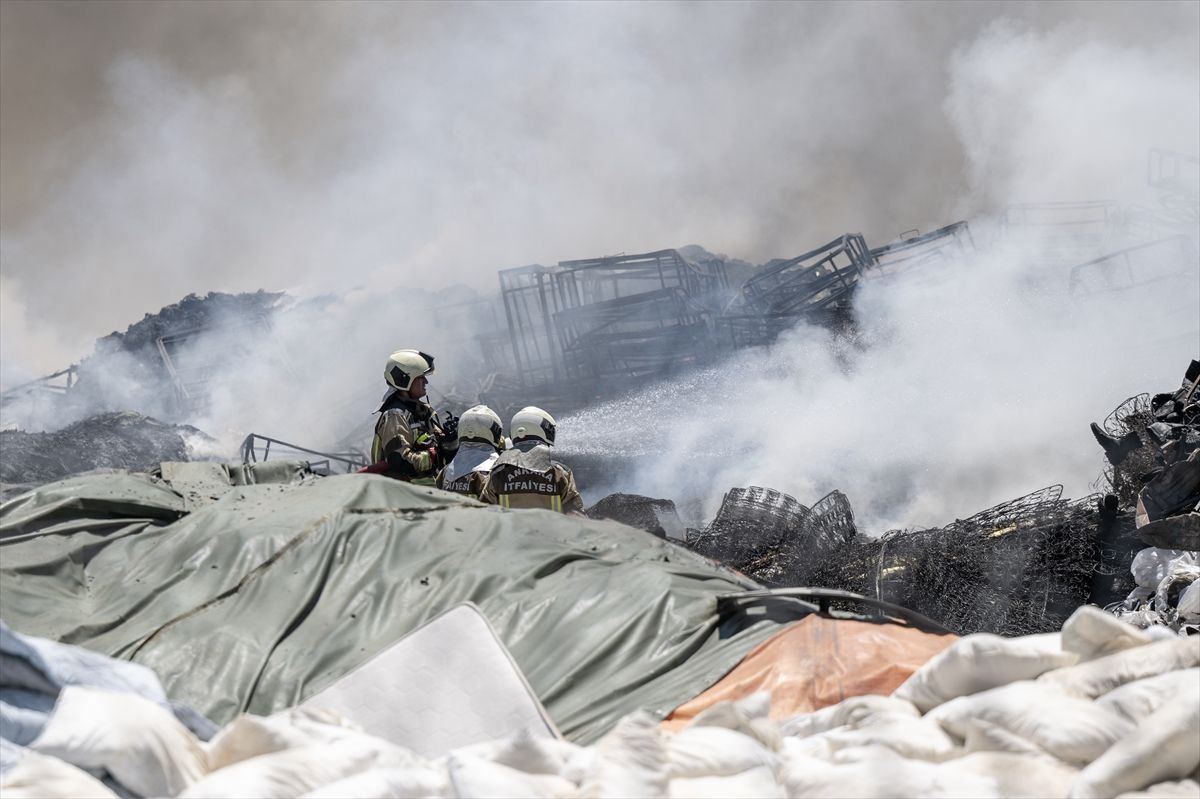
[{"left": 3, "top": 1, "right": 1197, "bottom": 386}]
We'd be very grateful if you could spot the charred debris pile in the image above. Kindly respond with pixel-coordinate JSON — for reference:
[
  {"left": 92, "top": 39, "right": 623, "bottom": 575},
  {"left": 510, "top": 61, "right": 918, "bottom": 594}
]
[
  {"left": 588, "top": 363, "right": 1199, "bottom": 638},
  {"left": 1, "top": 290, "right": 285, "bottom": 429},
  {"left": 1095, "top": 362, "right": 1200, "bottom": 633},
  {"left": 0, "top": 411, "right": 211, "bottom": 499}
]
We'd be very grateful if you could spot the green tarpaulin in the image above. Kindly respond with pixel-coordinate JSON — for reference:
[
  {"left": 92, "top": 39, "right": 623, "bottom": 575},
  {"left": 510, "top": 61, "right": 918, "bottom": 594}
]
[{"left": 0, "top": 463, "right": 781, "bottom": 743}]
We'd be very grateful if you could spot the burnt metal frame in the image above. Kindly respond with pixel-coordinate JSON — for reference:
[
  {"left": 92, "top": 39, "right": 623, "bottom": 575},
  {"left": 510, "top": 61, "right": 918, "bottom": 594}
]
[
  {"left": 499, "top": 264, "right": 566, "bottom": 388},
  {"left": 240, "top": 433, "right": 368, "bottom": 475},
  {"left": 552, "top": 287, "right": 712, "bottom": 381},
  {"left": 499, "top": 249, "right": 726, "bottom": 388},
  {"left": 0, "top": 365, "right": 78, "bottom": 403},
  {"left": 740, "top": 234, "right": 874, "bottom": 317},
  {"left": 1148, "top": 148, "right": 1200, "bottom": 196},
  {"left": 554, "top": 249, "right": 714, "bottom": 308},
  {"left": 866, "top": 221, "right": 975, "bottom": 276},
  {"left": 1000, "top": 201, "right": 1118, "bottom": 233},
  {"left": 1000, "top": 201, "right": 1119, "bottom": 264},
  {"left": 1068, "top": 235, "right": 1199, "bottom": 298}
]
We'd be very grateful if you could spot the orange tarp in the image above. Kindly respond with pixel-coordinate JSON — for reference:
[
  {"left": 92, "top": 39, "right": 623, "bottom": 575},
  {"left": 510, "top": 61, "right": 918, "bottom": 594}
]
[{"left": 663, "top": 615, "right": 956, "bottom": 730}]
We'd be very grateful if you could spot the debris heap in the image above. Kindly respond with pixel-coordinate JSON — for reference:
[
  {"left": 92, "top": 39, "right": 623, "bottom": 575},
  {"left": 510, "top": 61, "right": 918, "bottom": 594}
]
[
  {"left": 0, "top": 412, "right": 209, "bottom": 495},
  {"left": 0, "top": 291, "right": 284, "bottom": 432},
  {"left": 585, "top": 493, "right": 686, "bottom": 540},
  {"left": 1094, "top": 360, "right": 1200, "bottom": 634},
  {"left": 678, "top": 484, "right": 1114, "bottom": 638}
]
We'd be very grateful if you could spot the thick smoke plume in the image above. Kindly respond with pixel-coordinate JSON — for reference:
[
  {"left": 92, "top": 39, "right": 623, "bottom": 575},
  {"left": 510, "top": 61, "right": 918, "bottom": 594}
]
[
  {"left": 558, "top": 17, "right": 1200, "bottom": 529},
  {"left": 1, "top": 3, "right": 1197, "bottom": 530}
]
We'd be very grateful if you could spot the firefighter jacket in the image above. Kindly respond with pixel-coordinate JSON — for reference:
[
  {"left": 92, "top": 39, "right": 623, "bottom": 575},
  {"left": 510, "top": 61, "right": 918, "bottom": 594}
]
[
  {"left": 371, "top": 390, "right": 457, "bottom": 485},
  {"left": 479, "top": 442, "right": 584, "bottom": 515},
  {"left": 436, "top": 441, "right": 498, "bottom": 497}
]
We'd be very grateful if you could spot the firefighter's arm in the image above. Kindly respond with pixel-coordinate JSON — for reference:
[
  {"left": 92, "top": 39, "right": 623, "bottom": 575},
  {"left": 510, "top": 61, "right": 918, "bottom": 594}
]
[
  {"left": 559, "top": 467, "right": 586, "bottom": 516},
  {"left": 378, "top": 411, "right": 437, "bottom": 477},
  {"left": 468, "top": 471, "right": 488, "bottom": 500},
  {"left": 478, "top": 471, "right": 499, "bottom": 505}
]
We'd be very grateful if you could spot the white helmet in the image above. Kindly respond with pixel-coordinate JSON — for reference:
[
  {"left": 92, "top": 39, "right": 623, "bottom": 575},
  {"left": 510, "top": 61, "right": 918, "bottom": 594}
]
[
  {"left": 458, "top": 405, "right": 504, "bottom": 449},
  {"left": 510, "top": 406, "right": 556, "bottom": 445},
  {"left": 384, "top": 349, "right": 435, "bottom": 390}
]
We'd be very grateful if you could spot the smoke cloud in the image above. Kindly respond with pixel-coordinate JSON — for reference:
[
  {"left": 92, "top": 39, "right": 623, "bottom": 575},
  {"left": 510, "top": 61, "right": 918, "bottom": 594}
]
[
  {"left": 1, "top": 2, "right": 1197, "bottom": 530},
  {"left": 559, "top": 17, "right": 1200, "bottom": 529},
  {"left": 4, "top": 2, "right": 1193, "bottom": 373}
]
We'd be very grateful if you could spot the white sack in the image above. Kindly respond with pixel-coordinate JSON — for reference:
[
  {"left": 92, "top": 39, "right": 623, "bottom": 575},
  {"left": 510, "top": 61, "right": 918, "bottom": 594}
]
[
  {"left": 685, "top": 693, "right": 780, "bottom": 752},
  {"left": 666, "top": 726, "right": 780, "bottom": 779},
  {"left": 1179, "top": 581, "right": 1200, "bottom": 622},
  {"left": 781, "top": 695, "right": 919, "bottom": 738},
  {"left": 447, "top": 753, "right": 578, "bottom": 799},
  {"left": 205, "top": 707, "right": 421, "bottom": 772},
  {"left": 782, "top": 744, "right": 997, "bottom": 798},
  {"left": 579, "top": 712, "right": 668, "bottom": 798},
  {"left": 669, "top": 764, "right": 782, "bottom": 799},
  {"left": 179, "top": 738, "right": 409, "bottom": 799},
  {"left": 894, "top": 633, "right": 1077, "bottom": 713},
  {"left": 472, "top": 728, "right": 581, "bottom": 776},
  {"left": 559, "top": 745, "right": 597, "bottom": 787},
  {"left": 957, "top": 717, "right": 1057, "bottom": 757},
  {"left": 1116, "top": 780, "right": 1200, "bottom": 798},
  {"left": 1131, "top": 549, "right": 1198, "bottom": 591},
  {"left": 1069, "top": 684, "right": 1200, "bottom": 799},
  {"left": 947, "top": 751, "right": 1079, "bottom": 799},
  {"left": 781, "top": 733, "right": 836, "bottom": 763},
  {"left": 29, "top": 685, "right": 208, "bottom": 797},
  {"left": 1096, "top": 669, "right": 1199, "bottom": 724},
  {"left": 300, "top": 766, "right": 449, "bottom": 798},
  {"left": 1061, "top": 605, "right": 1156, "bottom": 660},
  {"left": 1038, "top": 637, "right": 1200, "bottom": 699},
  {"left": 819, "top": 712, "right": 961, "bottom": 762},
  {"left": 927, "top": 681, "right": 1135, "bottom": 766},
  {"left": 0, "top": 749, "right": 118, "bottom": 799}
]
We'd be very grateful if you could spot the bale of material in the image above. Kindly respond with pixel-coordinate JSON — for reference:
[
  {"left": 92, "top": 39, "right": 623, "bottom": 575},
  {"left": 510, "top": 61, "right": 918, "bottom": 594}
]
[
  {"left": 0, "top": 412, "right": 205, "bottom": 485},
  {"left": 587, "top": 494, "right": 685, "bottom": 540}
]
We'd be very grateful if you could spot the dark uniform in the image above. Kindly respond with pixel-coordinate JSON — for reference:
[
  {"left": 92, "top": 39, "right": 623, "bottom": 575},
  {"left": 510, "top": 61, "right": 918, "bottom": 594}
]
[
  {"left": 371, "top": 390, "right": 457, "bottom": 485},
  {"left": 479, "top": 442, "right": 584, "bottom": 514}
]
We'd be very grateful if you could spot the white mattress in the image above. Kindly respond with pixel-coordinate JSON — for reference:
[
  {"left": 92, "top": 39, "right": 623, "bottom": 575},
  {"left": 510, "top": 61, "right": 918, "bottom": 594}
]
[{"left": 300, "top": 603, "right": 559, "bottom": 758}]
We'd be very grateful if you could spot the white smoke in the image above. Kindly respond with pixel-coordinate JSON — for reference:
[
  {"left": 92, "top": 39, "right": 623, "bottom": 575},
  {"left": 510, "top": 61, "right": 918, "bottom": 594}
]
[
  {"left": 7, "top": 2, "right": 1192, "bottom": 380},
  {"left": 559, "top": 21, "right": 1200, "bottom": 530},
  {"left": 1, "top": 3, "right": 1197, "bottom": 523}
]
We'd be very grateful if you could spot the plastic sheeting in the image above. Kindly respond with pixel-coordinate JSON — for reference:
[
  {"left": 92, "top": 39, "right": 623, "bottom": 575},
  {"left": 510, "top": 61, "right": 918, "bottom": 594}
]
[
  {"left": 662, "top": 615, "right": 955, "bottom": 730},
  {"left": 0, "top": 621, "right": 216, "bottom": 751},
  {"left": 0, "top": 463, "right": 780, "bottom": 743}
]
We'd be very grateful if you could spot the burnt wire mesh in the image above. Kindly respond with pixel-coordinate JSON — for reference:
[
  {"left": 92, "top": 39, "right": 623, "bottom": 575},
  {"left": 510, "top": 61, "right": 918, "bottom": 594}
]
[
  {"left": 686, "top": 487, "right": 813, "bottom": 583},
  {"left": 684, "top": 485, "right": 1110, "bottom": 636},
  {"left": 685, "top": 487, "right": 857, "bottom": 587},
  {"left": 1098, "top": 393, "right": 1162, "bottom": 509}
]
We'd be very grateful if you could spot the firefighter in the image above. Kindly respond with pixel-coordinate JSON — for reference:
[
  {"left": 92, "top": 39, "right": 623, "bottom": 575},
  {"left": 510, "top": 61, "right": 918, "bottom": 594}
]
[
  {"left": 369, "top": 349, "right": 458, "bottom": 484},
  {"left": 436, "top": 404, "right": 504, "bottom": 497},
  {"left": 479, "top": 406, "right": 584, "bottom": 515}
]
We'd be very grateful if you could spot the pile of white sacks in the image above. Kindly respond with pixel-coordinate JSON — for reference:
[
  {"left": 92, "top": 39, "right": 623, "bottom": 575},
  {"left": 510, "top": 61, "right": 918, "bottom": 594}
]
[{"left": 2, "top": 606, "right": 1197, "bottom": 799}]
